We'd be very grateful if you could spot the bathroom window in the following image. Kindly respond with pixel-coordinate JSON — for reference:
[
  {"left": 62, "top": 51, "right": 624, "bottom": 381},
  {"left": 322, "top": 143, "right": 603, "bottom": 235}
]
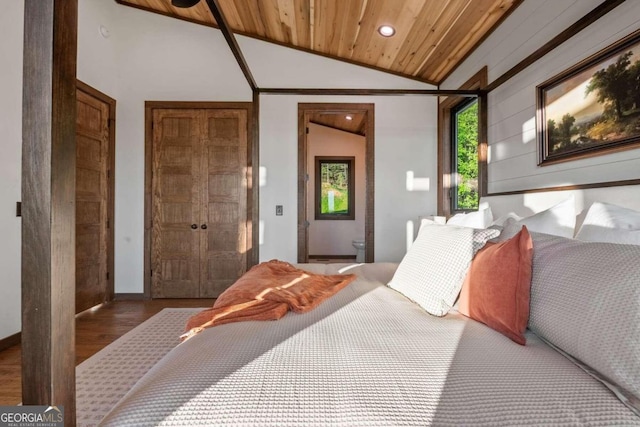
[{"left": 315, "top": 156, "right": 355, "bottom": 220}]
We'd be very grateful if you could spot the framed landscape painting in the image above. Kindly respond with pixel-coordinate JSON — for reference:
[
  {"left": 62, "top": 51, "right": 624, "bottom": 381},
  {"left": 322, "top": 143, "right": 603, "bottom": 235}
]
[{"left": 537, "top": 29, "right": 640, "bottom": 165}]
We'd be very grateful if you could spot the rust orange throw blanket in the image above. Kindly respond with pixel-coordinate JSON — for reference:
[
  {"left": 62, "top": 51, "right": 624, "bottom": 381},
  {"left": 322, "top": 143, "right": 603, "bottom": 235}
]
[{"left": 182, "top": 260, "right": 356, "bottom": 340}]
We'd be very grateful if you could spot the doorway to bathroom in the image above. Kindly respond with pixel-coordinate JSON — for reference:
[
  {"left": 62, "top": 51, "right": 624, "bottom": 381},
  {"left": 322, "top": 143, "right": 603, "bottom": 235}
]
[{"left": 297, "top": 103, "right": 374, "bottom": 263}]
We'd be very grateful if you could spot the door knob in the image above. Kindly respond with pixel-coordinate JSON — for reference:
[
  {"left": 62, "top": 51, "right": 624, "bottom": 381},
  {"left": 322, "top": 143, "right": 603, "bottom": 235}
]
[
  {"left": 191, "top": 224, "right": 198, "bottom": 229},
  {"left": 201, "top": 224, "right": 208, "bottom": 230}
]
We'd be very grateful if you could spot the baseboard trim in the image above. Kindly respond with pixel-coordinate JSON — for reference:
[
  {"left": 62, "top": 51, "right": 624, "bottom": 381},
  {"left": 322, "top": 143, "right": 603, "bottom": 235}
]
[
  {"left": 0, "top": 332, "right": 21, "bottom": 351},
  {"left": 114, "top": 293, "right": 149, "bottom": 301}
]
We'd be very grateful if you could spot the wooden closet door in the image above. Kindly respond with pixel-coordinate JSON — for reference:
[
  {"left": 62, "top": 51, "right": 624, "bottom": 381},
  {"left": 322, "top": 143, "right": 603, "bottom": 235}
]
[
  {"left": 151, "top": 110, "right": 201, "bottom": 298},
  {"left": 76, "top": 89, "right": 110, "bottom": 312},
  {"left": 199, "top": 110, "right": 248, "bottom": 297}
]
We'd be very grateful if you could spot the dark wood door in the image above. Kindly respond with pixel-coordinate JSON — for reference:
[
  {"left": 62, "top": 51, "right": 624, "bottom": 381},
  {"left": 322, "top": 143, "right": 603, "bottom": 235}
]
[
  {"left": 151, "top": 109, "right": 248, "bottom": 298},
  {"left": 75, "top": 89, "right": 110, "bottom": 312}
]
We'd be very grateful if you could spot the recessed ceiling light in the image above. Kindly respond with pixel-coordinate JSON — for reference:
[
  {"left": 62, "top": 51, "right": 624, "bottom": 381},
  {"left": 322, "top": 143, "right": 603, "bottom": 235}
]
[
  {"left": 378, "top": 25, "right": 396, "bottom": 37},
  {"left": 345, "top": 115, "right": 353, "bottom": 121}
]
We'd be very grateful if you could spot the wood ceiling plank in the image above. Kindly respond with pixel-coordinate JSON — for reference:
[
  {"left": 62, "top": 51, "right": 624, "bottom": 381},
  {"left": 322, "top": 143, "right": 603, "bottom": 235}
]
[
  {"left": 277, "top": 0, "right": 299, "bottom": 45},
  {"left": 334, "top": 0, "right": 367, "bottom": 58},
  {"left": 309, "top": 0, "right": 315, "bottom": 49},
  {"left": 295, "top": 0, "right": 312, "bottom": 49},
  {"left": 232, "top": 0, "right": 268, "bottom": 37},
  {"left": 428, "top": 0, "right": 515, "bottom": 82},
  {"left": 215, "top": 0, "right": 244, "bottom": 30},
  {"left": 312, "top": 0, "right": 329, "bottom": 51},
  {"left": 187, "top": 2, "right": 216, "bottom": 24},
  {"left": 375, "top": 0, "right": 427, "bottom": 69},
  {"left": 410, "top": 0, "right": 472, "bottom": 78},
  {"left": 311, "top": 0, "right": 359, "bottom": 57},
  {"left": 350, "top": 0, "right": 404, "bottom": 63},
  {"left": 389, "top": 0, "right": 452, "bottom": 75},
  {"left": 139, "top": 0, "right": 169, "bottom": 13},
  {"left": 258, "top": 0, "right": 287, "bottom": 42}
]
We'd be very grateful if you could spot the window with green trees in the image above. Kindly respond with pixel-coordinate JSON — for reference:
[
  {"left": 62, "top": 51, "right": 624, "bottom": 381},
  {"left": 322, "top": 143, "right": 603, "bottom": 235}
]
[
  {"left": 315, "top": 157, "right": 355, "bottom": 220},
  {"left": 452, "top": 99, "right": 479, "bottom": 211}
]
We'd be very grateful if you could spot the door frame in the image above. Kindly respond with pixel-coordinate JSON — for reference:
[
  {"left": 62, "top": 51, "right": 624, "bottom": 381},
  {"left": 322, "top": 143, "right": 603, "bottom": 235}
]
[
  {"left": 77, "top": 80, "right": 116, "bottom": 304},
  {"left": 144, "top": 101, "right": 257, "bottom": 298},
  {"left": 297, "top": 103, "right": 375, "bottom": 263}
]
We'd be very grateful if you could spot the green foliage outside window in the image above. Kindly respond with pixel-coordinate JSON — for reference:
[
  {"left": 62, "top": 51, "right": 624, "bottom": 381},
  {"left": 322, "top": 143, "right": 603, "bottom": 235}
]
[
  {"left": 315, "top": 156, "right": 355, "bottom": 220},
  {"left": 320, "top": 163, "right": 349, "bottom": 214},
  {"left": 455, "top": 101, "right": 479, "bottom": 210}
]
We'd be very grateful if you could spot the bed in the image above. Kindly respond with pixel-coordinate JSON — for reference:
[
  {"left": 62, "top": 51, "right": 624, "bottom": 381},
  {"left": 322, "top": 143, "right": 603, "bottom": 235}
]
[{"left": 100, "top": 257, "right": 640, "bottom": 426}]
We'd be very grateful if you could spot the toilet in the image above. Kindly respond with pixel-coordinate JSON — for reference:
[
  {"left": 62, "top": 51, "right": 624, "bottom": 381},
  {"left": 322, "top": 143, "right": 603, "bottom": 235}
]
[{"left": 352, "top": 238, "right": 366, "bottom": 263}]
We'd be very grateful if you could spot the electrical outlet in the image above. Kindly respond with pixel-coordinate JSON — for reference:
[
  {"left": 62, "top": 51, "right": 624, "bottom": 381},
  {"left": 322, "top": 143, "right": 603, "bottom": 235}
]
[{"left": 276, "top": 205, "right": 283, "bottom": 216}]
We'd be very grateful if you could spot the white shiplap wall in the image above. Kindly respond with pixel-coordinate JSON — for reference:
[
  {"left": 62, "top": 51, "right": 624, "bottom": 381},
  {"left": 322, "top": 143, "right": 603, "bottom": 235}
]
[{"left": 442, "top": 0, "right": 640, "bottom": 194}]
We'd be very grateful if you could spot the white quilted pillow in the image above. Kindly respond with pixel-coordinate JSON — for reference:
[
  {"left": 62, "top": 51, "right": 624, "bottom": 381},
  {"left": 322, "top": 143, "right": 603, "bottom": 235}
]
[
  {"left": 529, "top": 232, "right": 640, "bottom": 413},
  {"left": 446, "top": 206, "right": 493, "bottom": 229},
  {"left": 499, "top": 197, "right": 576, "bottom": 240},
  {"left": 388, "top": 224, "right": 499, "bottom": 316},
  {"left": 576, "top": 202, "right": 640, "bottom": 245}
]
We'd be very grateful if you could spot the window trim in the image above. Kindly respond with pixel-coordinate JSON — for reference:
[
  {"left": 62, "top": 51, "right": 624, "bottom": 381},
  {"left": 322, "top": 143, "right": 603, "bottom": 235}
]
[
  {"left": 314, "top": 156, "right": 356, "bottom": 220},
  {"left": 438, "top": 67, "right": 488, "bottom": 218}
]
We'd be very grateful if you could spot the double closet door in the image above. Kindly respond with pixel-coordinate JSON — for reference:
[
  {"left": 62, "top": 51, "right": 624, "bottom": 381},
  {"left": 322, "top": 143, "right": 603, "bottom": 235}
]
[{"left": 151, "top": 108, "right": 248, "bottom": 298}]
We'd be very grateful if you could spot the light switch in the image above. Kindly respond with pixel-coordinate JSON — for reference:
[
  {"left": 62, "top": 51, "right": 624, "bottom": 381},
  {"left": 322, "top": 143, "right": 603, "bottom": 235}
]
[{"left": 276, "top": 205, "right": 283, "bottom": 216}]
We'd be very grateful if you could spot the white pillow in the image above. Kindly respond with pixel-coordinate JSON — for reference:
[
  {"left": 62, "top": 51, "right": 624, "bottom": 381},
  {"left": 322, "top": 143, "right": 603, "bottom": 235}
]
[
  {"left": 491, "top": 212, "right": 522, "bottom": 227},
  {"left": 576, "top": 202, "right": 640, "bottom": 245},
  {"left": 388, "top": 223, "right": 499, "bottom": 316},
  {"left": 528, "top": 232, "right": 640, "bottom": 413},
  {"left": 446, "top": 206, "right": 493, "bottom": 229},
  {"left": 499, "top": 197, "right": 575, "bottom": 240}
]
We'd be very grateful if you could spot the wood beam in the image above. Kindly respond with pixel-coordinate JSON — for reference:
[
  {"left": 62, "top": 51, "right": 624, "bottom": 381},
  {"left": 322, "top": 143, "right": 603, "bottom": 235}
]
[
  {"left": 22, "top": 0, "right": 77, "bottom": 425},
  {"left": 204, "top": 0, "right": 257, "bottom": 91},
  {"left": 259, "top": 88, "right": 480, "bottom": 97}
]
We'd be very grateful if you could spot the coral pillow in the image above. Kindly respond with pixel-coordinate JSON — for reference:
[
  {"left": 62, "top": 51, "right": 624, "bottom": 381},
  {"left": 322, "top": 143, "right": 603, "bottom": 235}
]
[{"left": 458, "top": 226, "right": 533, "bottom": 345}]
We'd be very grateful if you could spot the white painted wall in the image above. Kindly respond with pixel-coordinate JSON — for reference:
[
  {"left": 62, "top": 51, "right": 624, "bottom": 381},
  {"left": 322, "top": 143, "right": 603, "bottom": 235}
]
[
  {"left": 260, "top": 94, "right": 437, "bottom": 263},
  {"left": 307, "top": 123, "right": 366, "bottom": 256},
  {"left": 77, "top": 0, "right": 119, "bottom": 96},
  {"left": 0, "top": 1, "right": 24, "bottom": 340},
  {"left": 442, "top": 0, "right": 640, "bottom": 194},
  {"left": 239, "top": 35, "right": 431, "bottom": 90}
]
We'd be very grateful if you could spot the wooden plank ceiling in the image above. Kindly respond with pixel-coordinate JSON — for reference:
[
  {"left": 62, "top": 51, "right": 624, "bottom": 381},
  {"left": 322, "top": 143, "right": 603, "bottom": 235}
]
[
  {"left": 116, "top": 0, "right": 521, "bottom": 85},
  {"left": 310, "top": 112, "right": 367, "bottom": 136}
]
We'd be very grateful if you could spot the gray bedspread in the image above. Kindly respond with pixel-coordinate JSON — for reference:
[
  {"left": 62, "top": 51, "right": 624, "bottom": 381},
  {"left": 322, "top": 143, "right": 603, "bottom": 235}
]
[{"left": 100, "top": 263, "right": 640, "bottom": 426}]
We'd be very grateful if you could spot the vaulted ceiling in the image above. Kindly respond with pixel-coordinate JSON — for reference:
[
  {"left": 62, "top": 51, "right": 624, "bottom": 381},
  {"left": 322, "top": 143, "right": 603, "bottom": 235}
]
[{"left": 116, "top": 0, "right": 522, "bottom": 85}]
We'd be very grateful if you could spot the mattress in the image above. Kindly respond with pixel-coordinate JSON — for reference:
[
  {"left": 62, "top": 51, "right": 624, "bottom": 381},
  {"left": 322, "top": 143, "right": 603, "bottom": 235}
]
[{"left": 100, "top": 263, "right": 640, "bottom": 426}]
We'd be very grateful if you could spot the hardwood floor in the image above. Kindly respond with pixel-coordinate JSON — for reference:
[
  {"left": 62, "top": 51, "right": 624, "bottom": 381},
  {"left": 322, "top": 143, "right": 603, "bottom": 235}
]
[{"left": 0, "top": 298, "right": 214, "bottom": 405}]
